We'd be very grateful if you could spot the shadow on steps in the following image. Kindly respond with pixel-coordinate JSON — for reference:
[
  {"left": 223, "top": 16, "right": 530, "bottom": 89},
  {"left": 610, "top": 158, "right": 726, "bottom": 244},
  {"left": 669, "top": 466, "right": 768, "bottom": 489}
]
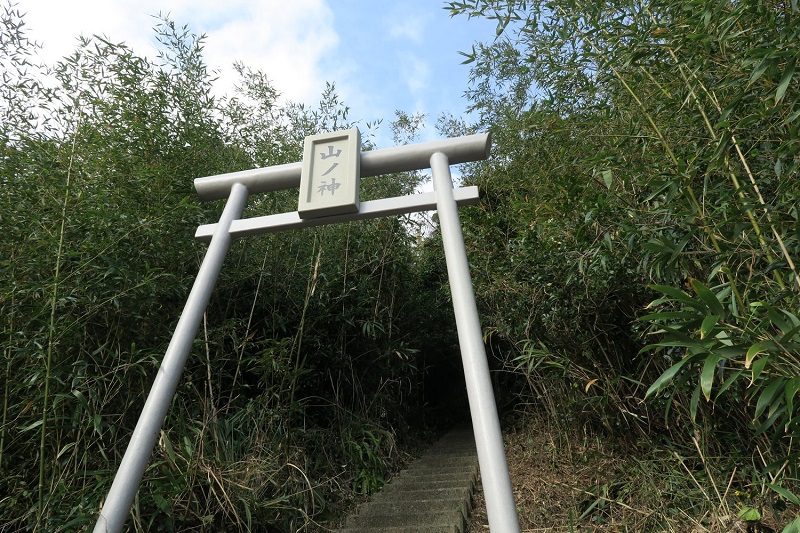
[{"left": 336, "top": 425, "right": 478, "bottom": 533}]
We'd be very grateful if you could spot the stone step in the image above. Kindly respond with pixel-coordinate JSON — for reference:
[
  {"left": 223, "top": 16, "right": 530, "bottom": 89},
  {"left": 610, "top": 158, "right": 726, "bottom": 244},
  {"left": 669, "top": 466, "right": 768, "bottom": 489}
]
[
  {"left": 403, "top": 456, "right": 477, "bottom": 471},
  {"left": 356, "top": 497, "right": 470, "bottom": 520},
  {"left": 345, "top": 510, "right": 466, "bottom": 532},
  {"left": 418, "top": 449, "right": 476, "bottom": 458},
  {"left": 397, "top": 470, "right": 476, "bottom": 482},
  {"left": 368, "top": 486, "right": 473, "bottom": 504},
  {"left": 338, "top": 526, "right": 458, "bottom": 533},
  {"left": 336, "top": 425, "right": 478, "bottom": 533},
  {"left": 380, "top": 478, "right": 476, "bottom": 494}
]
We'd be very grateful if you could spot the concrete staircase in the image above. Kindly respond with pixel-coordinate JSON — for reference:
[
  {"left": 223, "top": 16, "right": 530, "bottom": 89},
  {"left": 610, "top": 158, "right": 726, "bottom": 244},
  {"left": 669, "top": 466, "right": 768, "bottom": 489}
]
[{"left": 337, "top": 425, "right": 478, "bottom": 533}]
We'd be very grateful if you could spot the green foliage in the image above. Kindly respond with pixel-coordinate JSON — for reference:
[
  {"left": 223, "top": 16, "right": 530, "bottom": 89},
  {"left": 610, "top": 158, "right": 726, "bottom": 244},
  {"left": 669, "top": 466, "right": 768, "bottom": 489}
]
[
  {"left": 0, "top": 6, "right": 441, "bottom": 530},
  {"left": 447, "top": 0, "right": 800, "bottom": 520},
  {"left": 342, "top": 423, "right": 393, "bottom": 494},
  {"left": 9, "top": 0, "right": 799, "bottom": 527},
  {"left": 785, "top": 516, "right": 800, "bottom": 533}
]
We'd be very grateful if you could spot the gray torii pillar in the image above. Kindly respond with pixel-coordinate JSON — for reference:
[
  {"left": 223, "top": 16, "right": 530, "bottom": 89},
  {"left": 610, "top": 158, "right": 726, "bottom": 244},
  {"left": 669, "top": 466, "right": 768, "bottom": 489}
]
[
  {"left": 431, "top": 151, "right": 519, "bottom": 533},
  {"left": 93, "top": 133, "right": 520, "bottom": 533}
]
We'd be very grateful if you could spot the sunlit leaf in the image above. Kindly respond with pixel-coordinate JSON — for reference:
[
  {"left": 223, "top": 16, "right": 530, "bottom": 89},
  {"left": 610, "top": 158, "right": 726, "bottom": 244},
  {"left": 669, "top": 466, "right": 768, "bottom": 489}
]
[
  {"left": 601, "top": 169, "right": 613, "bottom": 189},
  {"left": 746, "top": 340, "right": 777, "bottom": 368},
  {"left": 738, "top": 506, "right": 761, "bottom": 521}
]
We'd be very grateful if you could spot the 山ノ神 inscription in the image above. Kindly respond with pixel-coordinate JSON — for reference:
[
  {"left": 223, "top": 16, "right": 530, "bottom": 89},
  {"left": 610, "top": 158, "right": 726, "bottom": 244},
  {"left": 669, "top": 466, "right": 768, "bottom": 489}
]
[{"left": 298, "top": 129, "right": 360, "bottom": 218}]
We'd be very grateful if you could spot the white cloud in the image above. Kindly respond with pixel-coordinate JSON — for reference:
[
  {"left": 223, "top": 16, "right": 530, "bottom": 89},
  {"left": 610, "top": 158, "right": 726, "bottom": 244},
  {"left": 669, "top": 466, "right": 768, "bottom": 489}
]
[
  {"left": 21, "top": 1, "right": 158, "bottom": 64},
  {"left": 400, "top": 53, "right": 430, "bottom": 95},
  {"left": 16, "top": 0, "right": 498, "bottom": 146},
  {"left": 388, "top": 15, "right": 427, "bottom": 45},
  {"left": 200, "top": 0, "right": 338, "bottom": 104},
  {"left": 19, "top": 0, "right": 338, "bottom": 106}
]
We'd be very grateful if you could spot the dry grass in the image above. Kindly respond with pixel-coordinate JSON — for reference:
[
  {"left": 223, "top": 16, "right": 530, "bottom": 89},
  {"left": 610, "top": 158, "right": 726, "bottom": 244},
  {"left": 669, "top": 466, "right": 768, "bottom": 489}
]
[{"left": 466, "top": 416, "right": 798, "bottom": 532}]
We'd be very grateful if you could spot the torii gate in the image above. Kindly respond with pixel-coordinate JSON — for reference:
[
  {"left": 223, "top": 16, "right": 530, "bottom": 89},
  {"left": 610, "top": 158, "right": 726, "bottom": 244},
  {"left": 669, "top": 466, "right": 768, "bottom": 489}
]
[{"left": 93, "top": 131, "right": 521, "bottom": 533}]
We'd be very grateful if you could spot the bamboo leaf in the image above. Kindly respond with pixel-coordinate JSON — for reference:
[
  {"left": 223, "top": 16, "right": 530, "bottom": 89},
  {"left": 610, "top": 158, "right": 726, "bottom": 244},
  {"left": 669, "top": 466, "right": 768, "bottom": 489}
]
[
  {"left": 767, "top": 483, "right": 800, "bottom": 505},
  {"left": 747, "top": 57, "right": 773, "bottom": 87},
  {"left": 754, "top": 404, "right": 786, "bottom": 435},
  {"left": 776, "top": 59, "right": 796, "bottom": 104},
  {"left": 689, "top": 279, "right": 724, "bottom": 316},
  {"left": 56, "top": 442, "right": 77, "bottom": 460},
  {"left": 642, "top": 241, "right": 673, "bottom": 254},
  {"left": 670, "top": 233, "right": 693, "bottom": 263},
  {"left": 716, "top": 369, "right": 743, "bottom": 398},
  {"left": 751, "top": 356, "right": 770, "bottom": 384},
  {"left": 646, "top": 357, "right": 693, "bottom": 398},
  {"left": 601, "top": 169, "right": 613, "bottom": 189},
  {"left": 649, "top": 284, "right": 703, "bottom": 308},
  {"left": 22, "top": 419, "right": 44, "bottom": 432},
  {"left": 690, "top": 383, "right": 701, "bottom": 422},
  {"left": 783, "top": 107, "right": 800, "bottom": 126},
  {"left": 782, "top": 324, "right": 800, "bottom": 344},
  {"left": 651, "top": 339, "right": 710, "bottom": 350},
  {"left": 755, "top": 378, "right": 785, "bottom": 420},
  {"left": 700, "top": 315, "right": 719, "bottom": 339},
  {"left": 716, "top": 346, "right": 745, "bottom": 358},
  {"left": 161, "top": 430, "right": 178, "bottom": 467},
  {"left": 747, "top": 340, "right": 777, "bottom": 368},
  {"left": 639, "top": 311, "right": 702, "bottom": 322},
  {"left": 701, "top": 353, "right": 721, "bottom": 401}
]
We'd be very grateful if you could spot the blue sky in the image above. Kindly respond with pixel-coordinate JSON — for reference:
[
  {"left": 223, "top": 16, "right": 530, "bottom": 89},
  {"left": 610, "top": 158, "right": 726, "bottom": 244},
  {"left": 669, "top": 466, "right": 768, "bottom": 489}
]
[{"left": 19, "top": 0, "right": 497, "bottom": 146}]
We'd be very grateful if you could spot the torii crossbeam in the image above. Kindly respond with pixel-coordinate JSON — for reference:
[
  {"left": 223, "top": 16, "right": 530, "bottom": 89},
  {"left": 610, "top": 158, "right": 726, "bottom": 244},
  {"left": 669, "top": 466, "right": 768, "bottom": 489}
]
[{"left": 93, "top": 132, "right": 520, "bottom": 533}]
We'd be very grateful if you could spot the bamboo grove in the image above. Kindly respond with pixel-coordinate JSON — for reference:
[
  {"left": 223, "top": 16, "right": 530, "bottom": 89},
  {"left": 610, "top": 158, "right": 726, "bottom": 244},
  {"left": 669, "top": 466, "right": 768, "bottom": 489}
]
[
  {"left": 447, "top": 0, "right": 800, "bottom": 528},
  {"left": 1, "top": 7, "right": 453, "bottom": 530},
  {"left": 2, "top": 0, "right": 800, "bottom": 530}
]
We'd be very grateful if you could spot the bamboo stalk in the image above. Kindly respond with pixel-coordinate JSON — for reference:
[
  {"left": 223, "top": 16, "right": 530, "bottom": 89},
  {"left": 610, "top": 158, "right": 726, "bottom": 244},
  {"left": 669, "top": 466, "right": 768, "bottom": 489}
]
[{"left": 39, "top": 120, "right": 80, "bottom": 524}]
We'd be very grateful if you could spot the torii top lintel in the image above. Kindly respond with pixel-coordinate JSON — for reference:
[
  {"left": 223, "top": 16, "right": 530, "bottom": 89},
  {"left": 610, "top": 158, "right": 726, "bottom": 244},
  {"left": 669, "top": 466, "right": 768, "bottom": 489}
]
[{"left": 193, "top": 132, "right": 491, "bottom": 202}]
